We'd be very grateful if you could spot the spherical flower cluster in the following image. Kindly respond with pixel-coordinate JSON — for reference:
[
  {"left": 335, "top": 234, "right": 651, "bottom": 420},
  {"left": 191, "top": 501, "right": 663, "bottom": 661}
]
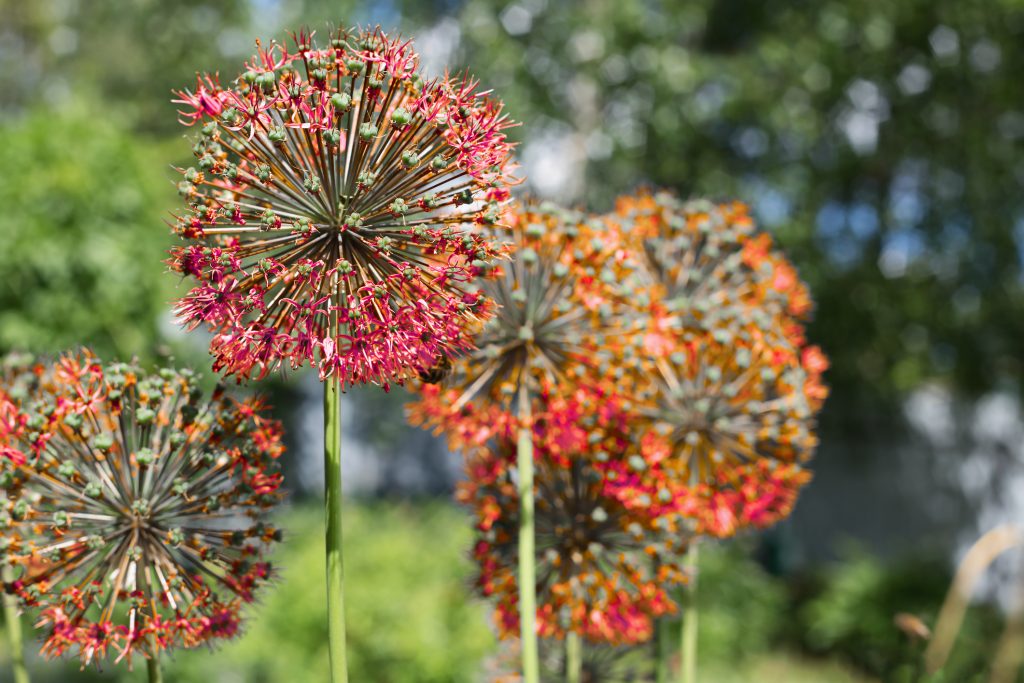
[
  {"left": 609, "top": 192, "right": 810, "bottom": 342},
  {"left": 602, "top": 190, "right": 828, "bottom": 538},
  {"left": 408, "top": 201, "right": 640, "bottom": 432},
  {"left": 169, "top": 26, "right": 517, "bottom": 387},
  {"left": 0, "top": 351, "right": 284, "bottom": 665},
  {"left": 460, "top": 386, "right": 684, "bottom": 646}
]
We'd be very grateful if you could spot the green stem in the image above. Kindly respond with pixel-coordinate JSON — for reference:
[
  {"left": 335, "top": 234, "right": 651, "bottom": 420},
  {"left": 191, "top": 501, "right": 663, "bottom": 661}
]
[
  {"left": 654, "top": 555, "right": 670, "bottom": 683},
  {"left": 566, "top": 632, "right": 582, "bottom": 683},
  {"left": 655, "top": 616, "right": 670, "bottom": 683},
  {"left": 325, "top": 375, "right": 349, "bottom": 683},
  {"left": 146, "top": 655, "right": 162, "bottom": 683},
  {"left": 680, "top": 542, "right": 699, "bottom": 683},
  {"left": 517, "top": 386, "right": 540, "bottom": 683},
  {"left": 2, "top": 565, "right": 29, "bottom": 683}
]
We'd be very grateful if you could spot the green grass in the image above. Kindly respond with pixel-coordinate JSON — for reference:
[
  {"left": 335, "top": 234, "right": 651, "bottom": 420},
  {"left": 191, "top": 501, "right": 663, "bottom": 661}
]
[{"left": 702, "top": 653, "right": 877, "bottom": 683}]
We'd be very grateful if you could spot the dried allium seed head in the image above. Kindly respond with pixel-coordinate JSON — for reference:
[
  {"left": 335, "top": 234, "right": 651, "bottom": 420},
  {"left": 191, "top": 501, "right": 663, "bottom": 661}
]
[
  {"left": 0, "top": 351, "right": 284, "bottom": 665},
  {"left": 169, "top": 26, "right": 517, "bottom": 388},
  {"left": 462, "top": 387, "right": 683, "bottom": 646}
]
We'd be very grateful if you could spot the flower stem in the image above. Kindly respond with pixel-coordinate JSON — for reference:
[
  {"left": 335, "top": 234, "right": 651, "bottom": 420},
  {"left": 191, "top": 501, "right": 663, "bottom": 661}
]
[
  {"left": 655, "top": 616, "right": 670, "bottom": 682},
  {"left": 565, "top": 632, "right": 582, "bottom": 683},
  {"left": 517, "top": 385, "right": 540, "bottom": 683},
  {"left": 679, "top": 542, "right": 699, "bottom": 683},
  {"left": 654, "top": 556, "right": 669, "bottom": 683},
  {"left": 146, "top": 655, "right": 162, "bottom": 683},
  {"left": 2, "top": 565, "right": 29, "bottom": 683},
  {"left": 325, "top": 374, "right": 349, "bottom": 683}
]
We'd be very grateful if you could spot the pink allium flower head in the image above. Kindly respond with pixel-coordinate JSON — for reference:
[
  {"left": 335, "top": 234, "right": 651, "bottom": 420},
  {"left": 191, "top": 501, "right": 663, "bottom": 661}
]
[
  {"left": 169, "top": 26, "right": 518, "bottom": 388},
  {"left": 0, "top": 351, "right": 284, "bottom": 666}
]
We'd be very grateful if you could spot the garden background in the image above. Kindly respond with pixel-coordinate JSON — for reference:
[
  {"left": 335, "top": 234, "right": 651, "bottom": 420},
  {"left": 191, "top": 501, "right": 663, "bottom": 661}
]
[{"left": 1, "top": 0, "right": 1022, "bottom": 680}]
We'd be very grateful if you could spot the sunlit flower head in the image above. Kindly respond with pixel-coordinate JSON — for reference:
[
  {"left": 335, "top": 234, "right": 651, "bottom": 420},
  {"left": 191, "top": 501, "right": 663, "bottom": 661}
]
[
  {"left": 636, "top": 333, "right": 819, "bottom": 481},
  {"left": 462, "top": 387, "right": 683, "bottom": 646},
  {"left": 169, "top": 26, "right": 517, "bottom": 388},
  {"left": 599, "top": 189, "right": 828, "bottom": 538},
  {"left": 607, "top": 190, "right": 813, "bottom": 341},
  {"left": 0, "top": 351, "right": 284, "bottom": 665},
  {"left": 409, "top": 201, "right": 640, "bottom": 430}
]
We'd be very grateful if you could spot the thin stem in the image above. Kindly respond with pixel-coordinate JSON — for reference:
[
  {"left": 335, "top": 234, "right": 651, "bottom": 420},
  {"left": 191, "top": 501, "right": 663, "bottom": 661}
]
[
  {"left": 325, "top": 374, "right": 349, "bottom": 683},
  {"left": 2, "top": 565, "right": 29, "bottom": 683},
  {"left": 655, "top": 615, "right": 670, "bottom": 683},
  {"left": 680, "top": 542, "right": 699, "bottom": 683},
  {"left": 517, "top": 385, "right": 540, "bottom": 683},
  {"left": 146, "top": 655, "right": 163, "bottom": 683},
  {"left": 565, "top": 632, "right": 582, "bottom": 683},
  {"left": 653, "top": 555, "right": 670, "bottom": 683}
]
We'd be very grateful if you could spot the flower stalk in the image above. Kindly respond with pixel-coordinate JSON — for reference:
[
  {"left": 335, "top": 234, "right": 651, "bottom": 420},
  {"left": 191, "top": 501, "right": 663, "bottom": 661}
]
[
  {"left": 324, "top": 373, "right": 348, "bottom": 683},
  {"left": 565, "top": 632, "right": 582, "bottom": 683},
  {"left": 2, "top": 564, "right": 29, "bottom": 683},
  {"left": 679, "top": 542, "right": 699, "bottom": 683},
  {"left": 517, "top": 385, "right": 539, "bottom": 683},
  {"left": 655, "top": 610, "right": 670, "bottom": 682},
  {"left": 147, "top": 656, "right": 163, "bottom": 683}
]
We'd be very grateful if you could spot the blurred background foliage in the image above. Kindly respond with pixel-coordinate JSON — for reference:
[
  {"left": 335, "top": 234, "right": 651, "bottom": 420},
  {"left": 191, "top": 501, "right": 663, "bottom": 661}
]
[
  {"left": 3, "top": 0, "right": 1023, "bottom": 411},
  {"left": 1, "top": 0, "right": 1023, "bottom": 680}
]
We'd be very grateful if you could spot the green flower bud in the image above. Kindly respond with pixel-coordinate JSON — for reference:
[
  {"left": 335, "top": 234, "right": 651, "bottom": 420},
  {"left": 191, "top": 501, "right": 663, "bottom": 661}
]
[
  {"left": 330, "top": 92, "right": 352, "bottom": 112},
  {"left": 359, "top": 123, "right": 378, "bottom": 141},
  {"left": 390, "top": 108, "right": 412, "bottom": 127},
  {"left": 135, "top": 448, "right": 155, "bottom": 467},
  {"left": 401, "top": 150, "right": 419, "bottom": 168}
]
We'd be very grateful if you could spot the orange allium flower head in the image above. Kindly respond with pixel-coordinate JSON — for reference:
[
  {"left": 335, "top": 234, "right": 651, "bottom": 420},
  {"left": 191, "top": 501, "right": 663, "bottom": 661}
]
[
  {"left": 601, "top": 190, "right": 828, "bottom": 538},
  {"left": 169, "top": 26, "right": 517, "bottom": 387},
  {"left": 0, "top": 351, "right": 284, "bottom": 666},
  {"left": 462, "top": 387, "right": 684, "bottom": 646},
  {"left": 609, "top": 190, "right": 813, "bottom": 337},
  {"left": 409, "top": 201, "right": 640, "bottom": 426}
]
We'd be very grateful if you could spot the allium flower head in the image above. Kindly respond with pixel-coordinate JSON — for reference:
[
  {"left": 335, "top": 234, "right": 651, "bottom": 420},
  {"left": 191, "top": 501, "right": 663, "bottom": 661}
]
[
  {"left": 0, "top": 351, "right": 284, "bottom": 665},
  {"left": 462, "top": 387, "right": 683, "bottom": 645},
  {"left": 170, "top": 26, "right": 517, "bottom": 387},
  {"left": 409, "top": 201, "right": 639, "bottom": 434},
  {"left": 600, "top": 190, "right": 828, "bottom": 538},
  {"left": 608, "top": 191, "right": 812, "bottom": 342}
]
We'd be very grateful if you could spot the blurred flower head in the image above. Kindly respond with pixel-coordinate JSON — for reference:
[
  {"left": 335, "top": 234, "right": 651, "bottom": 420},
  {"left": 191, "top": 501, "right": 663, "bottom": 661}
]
[
  {"left": 609, "top": 191, "right": 814, "bottom": 338},
  {"left": 461, "top": 386, "right": 684, "bottom": 646},
  {"left": 0, "top": 351, "right": 284, "bottom": 665},
  {"left": 600, "top": 190, "right": 828, "bottom": 538},
  {"left": 408, "top": 201, "right": 641, "bottom": 440},
  {"left": 169, "top": 26, "right": 517, "bottom": 388}
]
